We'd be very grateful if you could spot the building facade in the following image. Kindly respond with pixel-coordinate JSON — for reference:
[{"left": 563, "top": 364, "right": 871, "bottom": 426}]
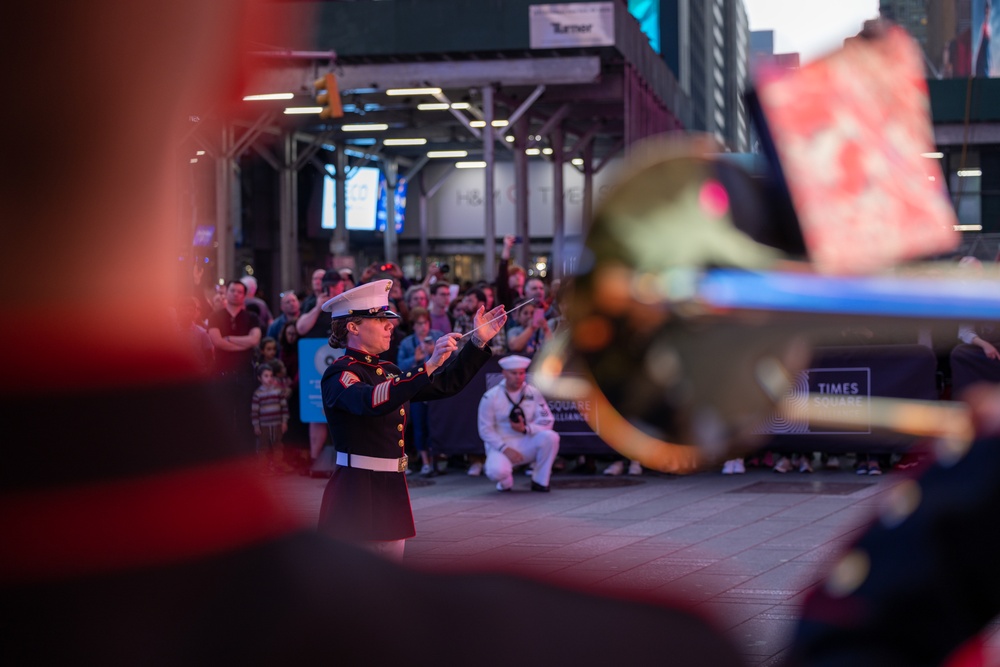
[{"left": 658, "top": 0, "right": 749, "bottom": 151}]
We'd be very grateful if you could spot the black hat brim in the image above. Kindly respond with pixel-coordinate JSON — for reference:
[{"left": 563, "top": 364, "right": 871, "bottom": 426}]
[{"left": 340, "top": 308, "right": 401, "bottom": 320}]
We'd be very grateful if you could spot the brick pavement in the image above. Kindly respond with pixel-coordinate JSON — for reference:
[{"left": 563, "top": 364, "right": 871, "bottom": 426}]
[{"left": 268, "top": 460, "right": 1000, "bottom": 666}]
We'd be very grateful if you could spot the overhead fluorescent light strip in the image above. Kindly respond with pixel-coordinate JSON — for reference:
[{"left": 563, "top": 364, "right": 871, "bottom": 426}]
[
  {"left": 384, "top": 138, "right": 428, "bottom": 146},
  {"left": 386, "top": 87, "right": 442, "bottom": 96},
  {"left": 244, "top": 93, "right": 295, "bottom": 101},
  {"left": 284, "top": 106, "right": 323, "bottom": 114},
  {"left": 342, "top": 123, "right": 389, "bottom": 132},
  {"left": 427, "top": 150, "right": 468, "bottom": 158},
  {"left": 456, "top": 161, "right": 487, "bottom": 169}
]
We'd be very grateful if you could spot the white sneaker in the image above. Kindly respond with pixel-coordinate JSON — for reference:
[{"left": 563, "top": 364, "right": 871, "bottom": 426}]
[
  {"left": 419, "top": 464, "right": 434, "bottom": 476},
  {"left": 525, "top": 466, "right": 534, "bottom": 477},
  {"left": 628, "top": 460, "right": 643, "bottom": 476},
  {"left": 732, "top": 459, "right": 745, "bottom": 474},
  {"left": 604, "top": 460, "right": 625, "bottom": 476},
  {"left": 467, "top": 461, "right": 483, "bottom": 476},
  {"left": 721, "top": 460, "right": 735, "bottom": 475}
]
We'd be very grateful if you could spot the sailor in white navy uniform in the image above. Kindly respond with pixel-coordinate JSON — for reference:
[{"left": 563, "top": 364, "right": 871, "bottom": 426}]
[
  {"left": 317, "top": 279, "right": 506, "bottom": 561},
  {"left": 478, "top": 355, "right": 560, "bottom": 492}
]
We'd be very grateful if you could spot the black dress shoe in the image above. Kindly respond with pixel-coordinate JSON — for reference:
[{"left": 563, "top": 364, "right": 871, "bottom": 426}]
[{"left": 530, "top": 481, "right": 550, "bottom": 493}]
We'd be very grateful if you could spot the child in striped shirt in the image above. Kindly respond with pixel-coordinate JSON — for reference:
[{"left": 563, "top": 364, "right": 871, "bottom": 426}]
[{"left": 251, "top": 363, "right": 289, "bottom": 472}]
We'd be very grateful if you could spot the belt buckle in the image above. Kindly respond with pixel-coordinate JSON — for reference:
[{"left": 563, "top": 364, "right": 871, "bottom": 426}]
[{"left": 398, "top": 454, "right": 408, "bottom": 473}]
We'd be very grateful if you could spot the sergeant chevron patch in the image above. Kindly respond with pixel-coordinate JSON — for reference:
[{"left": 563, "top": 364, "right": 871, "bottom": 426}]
[{"left": 372, "top": 380, "right": 391, "bottom": 406}]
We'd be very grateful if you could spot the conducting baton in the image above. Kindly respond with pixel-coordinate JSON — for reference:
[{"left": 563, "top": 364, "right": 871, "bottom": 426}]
[{"left": 459, "top": 298, "right": 534, "bottom": 338}]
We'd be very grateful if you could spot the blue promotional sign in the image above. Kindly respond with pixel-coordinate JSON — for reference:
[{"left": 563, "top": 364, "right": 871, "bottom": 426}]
[
  {"left": 375, "top": 174, "right": 407, "bottom": 233},
  {"left": 299, "top": 338, "right": 344, "bottom": 423}
]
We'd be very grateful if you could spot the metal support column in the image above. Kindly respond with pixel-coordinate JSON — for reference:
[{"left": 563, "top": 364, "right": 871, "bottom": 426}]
[
  {"left": 582, "top": 140, "right": 594, "bottom": 238},
  {"left": 279, "top": 132, "right": 300, "bottom": 292},
  {"left": 215, "top": 123, "right": 238, "bottom": 281},
  {"left": 482, "top": 85, "right": 497, "bottom": 283},
  {"left": 513, "top": 115, "right": 530, "bottom": 270},
  {"left": 383, "top": 159, "right": 398, "bottom": 264},
  {"left": 419, "top": 165, "right": 458, "bottom": 279},
  {"left": 419, "top": 172, "right": 430, "bottom": 278},
  {"left": 551, "top": 126, "right": 565, "bottom": 280},
  {"left": 331, "top": 145, "right": 348, "bottom": 259}
]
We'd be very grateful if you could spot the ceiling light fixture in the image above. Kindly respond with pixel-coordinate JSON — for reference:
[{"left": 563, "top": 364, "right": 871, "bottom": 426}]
[
  {"left": 427, "top": 150, "right": 468, "bottom": 158},
  {"left": 386, "top": 87, "right": 442, "bottom": 96},
  {"left": 417, "top": 103, "right": 450, "bottom": 111},
  {"left": 244, "top": 92, "right": 295, "bottom": 101},
  {"left": 342, "top": 123, "right": 389, "bottom": 131},
  {"left": 284, "top": 106, "right": 324, "bottom": 114},
  {"left": 384, "top": 138, "right": 428, "bottom": 146},
  {"left": 455, "top": 161, "right": 487, "bottom": 169}
]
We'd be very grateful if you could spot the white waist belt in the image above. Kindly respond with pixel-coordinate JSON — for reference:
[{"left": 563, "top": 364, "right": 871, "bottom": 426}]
[{"left": 336, "top": 451, "right": 408, "bottom": 473}]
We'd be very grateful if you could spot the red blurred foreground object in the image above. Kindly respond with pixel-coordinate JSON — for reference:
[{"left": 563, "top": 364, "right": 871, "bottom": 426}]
[{"left": 754, "top": 25, "right": 959, "bottom": 275}]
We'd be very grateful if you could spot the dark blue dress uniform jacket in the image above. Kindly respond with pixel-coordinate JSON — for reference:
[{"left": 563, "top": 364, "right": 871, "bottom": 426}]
[{"left": 318, "top": 341, "right": 492, "bottom": 541}]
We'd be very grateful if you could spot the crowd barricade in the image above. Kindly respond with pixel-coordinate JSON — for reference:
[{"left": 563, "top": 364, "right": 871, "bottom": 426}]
[
  {"left": 312, "top": 344, "right": 941, "bottom": 459},
  {"left": 758, "top": 344, "right": 940, "bottom": 454}
]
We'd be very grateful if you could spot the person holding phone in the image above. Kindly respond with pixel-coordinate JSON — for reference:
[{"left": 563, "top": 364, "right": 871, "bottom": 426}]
[
  {"left": 396, "top": 307, "right": 446, "bottom": 476},
  {"left": 497, "top": 234, "right": 527, "bottom": 311},
  {"left": 506, "top": 297, "right": 552, "bottom": 358}
]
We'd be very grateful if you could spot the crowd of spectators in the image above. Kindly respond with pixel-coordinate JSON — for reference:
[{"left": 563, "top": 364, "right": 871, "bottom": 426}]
[
  {"left": 178, "top": 234, "right": 566, "bottom": 477},
  {"left": 180, "top": 246, "right": 1000, "bottom": 481}
]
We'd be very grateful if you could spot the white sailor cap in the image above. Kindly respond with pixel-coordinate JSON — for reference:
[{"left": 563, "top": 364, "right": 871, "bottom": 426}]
[
  {"left": 322, "top": 279, "right": 401, "bottom": 319},
  {"left": 498, "top": 355, "right": 532, "bottom": 371}
]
